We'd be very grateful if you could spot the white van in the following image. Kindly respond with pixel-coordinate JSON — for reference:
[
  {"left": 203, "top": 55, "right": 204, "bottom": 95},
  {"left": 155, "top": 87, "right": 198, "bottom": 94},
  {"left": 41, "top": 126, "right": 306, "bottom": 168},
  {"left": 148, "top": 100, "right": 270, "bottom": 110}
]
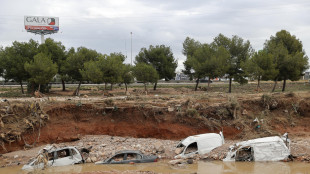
[
  {"left": 175, "top": 132, "right": 225, "bottom": 158},
  {"left": 224, "top": 133, "right": 290, "bottom": 161}
]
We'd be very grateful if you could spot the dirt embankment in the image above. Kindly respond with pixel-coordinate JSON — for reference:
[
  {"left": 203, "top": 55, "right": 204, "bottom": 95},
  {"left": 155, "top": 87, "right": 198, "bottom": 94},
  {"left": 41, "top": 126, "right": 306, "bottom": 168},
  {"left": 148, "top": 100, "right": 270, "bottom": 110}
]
[{"left": 1, "top": 91, "right": 310, "bottom": 154}]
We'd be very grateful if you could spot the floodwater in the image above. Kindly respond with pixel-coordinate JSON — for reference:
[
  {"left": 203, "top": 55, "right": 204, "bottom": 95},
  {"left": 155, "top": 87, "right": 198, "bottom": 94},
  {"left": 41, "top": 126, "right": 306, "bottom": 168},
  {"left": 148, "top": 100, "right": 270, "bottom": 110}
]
[{"left": 1, "top": 161, "right": 310, "bottom": 174}]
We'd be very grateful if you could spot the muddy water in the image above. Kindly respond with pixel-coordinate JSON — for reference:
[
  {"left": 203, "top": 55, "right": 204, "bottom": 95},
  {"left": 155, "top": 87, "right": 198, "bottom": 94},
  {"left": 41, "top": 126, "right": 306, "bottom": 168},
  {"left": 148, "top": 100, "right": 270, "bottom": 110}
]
[{"left": 1, "top": 161, "right": 310, "bottom": 174}]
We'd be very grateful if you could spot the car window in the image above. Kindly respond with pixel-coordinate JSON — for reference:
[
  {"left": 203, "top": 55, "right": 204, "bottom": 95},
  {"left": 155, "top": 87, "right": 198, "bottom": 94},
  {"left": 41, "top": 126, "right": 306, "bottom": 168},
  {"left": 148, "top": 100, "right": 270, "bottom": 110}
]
[
  {"left": 112, "top": 154, "right": 125, "bottom": 161},
  {"left": 126, "top": 153, "right": 141, "bottom": 160},
  {"left": 56, "top": 149, "right": 71, "bottom": 159},
  {"left": 48, "top": 152, "right": 55, "bottom": 160},
  {"left": 184, "top": 142, "right": 198, "bottom": 155}
]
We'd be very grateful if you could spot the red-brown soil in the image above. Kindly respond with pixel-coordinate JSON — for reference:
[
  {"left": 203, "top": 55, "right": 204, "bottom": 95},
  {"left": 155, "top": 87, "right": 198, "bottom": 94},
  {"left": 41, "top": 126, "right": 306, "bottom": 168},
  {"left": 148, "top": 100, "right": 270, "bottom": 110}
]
[{"left": 1, "top": 89, "right": 310, "bottom": 154}]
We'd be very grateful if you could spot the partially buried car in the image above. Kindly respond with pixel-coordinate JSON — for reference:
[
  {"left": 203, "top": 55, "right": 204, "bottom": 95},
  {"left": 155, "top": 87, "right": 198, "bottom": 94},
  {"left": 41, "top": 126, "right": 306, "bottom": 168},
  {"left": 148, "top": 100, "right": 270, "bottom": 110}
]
[
  {"left": 95, "top": 150, "right": 158, "bottom": 164},
  {"left": 22, "top": 145, "right": 85, "bottom": 170}
]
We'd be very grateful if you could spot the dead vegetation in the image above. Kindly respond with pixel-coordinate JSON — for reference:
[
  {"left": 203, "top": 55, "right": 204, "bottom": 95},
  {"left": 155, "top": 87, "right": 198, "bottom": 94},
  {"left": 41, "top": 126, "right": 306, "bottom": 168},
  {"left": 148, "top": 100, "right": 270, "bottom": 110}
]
[
  {"left": 0, "top": 101, "right": 49, "bottom": 152},
  {"left": 0, "top": 86, "right": 309, "bottom": 154}
]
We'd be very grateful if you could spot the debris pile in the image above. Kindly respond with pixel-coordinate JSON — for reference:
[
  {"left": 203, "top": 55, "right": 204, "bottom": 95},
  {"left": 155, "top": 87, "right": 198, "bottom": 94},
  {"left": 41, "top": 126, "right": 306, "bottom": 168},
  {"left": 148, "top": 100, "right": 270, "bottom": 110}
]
[
  {"left": 60, "top": 135, "right": 178, "bottom": 163},
  {"left": 0, "top": 101, "right": 49, "bottom": 152}
]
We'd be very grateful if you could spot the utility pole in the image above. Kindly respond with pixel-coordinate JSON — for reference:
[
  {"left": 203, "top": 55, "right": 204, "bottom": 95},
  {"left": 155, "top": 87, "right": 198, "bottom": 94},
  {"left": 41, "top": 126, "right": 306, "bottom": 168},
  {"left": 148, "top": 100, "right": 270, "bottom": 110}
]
[{"left": 130, "top": 32, "right": 133, "bottom": 65}]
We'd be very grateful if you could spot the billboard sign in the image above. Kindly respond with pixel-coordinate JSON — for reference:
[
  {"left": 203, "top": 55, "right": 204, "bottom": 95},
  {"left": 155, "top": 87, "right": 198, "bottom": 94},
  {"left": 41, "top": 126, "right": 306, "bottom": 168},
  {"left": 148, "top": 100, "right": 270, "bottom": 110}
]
[{"left": 24, "top": 16, "right": 59, "bottom": 31}]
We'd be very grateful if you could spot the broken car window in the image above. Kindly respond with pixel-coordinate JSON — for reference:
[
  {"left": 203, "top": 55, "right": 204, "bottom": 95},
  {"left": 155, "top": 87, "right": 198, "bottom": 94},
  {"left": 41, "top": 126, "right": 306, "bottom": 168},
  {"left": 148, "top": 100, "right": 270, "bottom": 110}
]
[
  {"left": 184, "top": 142, "right": 198, "bottom": 155},
  {"left": 56, "top": 149, "right": 71, "bottom": 159}
]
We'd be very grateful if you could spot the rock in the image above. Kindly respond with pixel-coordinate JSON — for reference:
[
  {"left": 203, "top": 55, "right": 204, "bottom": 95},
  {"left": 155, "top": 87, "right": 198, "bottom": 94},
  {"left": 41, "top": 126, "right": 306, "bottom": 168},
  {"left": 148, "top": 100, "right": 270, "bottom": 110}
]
[
  {"left": 14, "top": 155, "right": 18, "bottom": 159},
  {"left": 194, "top": 103, "right": 201, "bottom": 109},
  {"left": 212, "top": 154, "right": 218, "bottom": 160},
  {"left": 154, "top": 142, "right": 165, "bottom": 153},
  {"left": 168, "top": 107, "right": 174, "bottom": 112},
  {"left": 284, "top": 110, "right": 288, "bottom": 113},
  {"left": 83, "top": 95, "right": 88, "bottom": 98},
  {"left": 242, "top": 109, "right": 248, "bottom": 115},
  {"left": 187, "top": 159, "right": 193, "bottom": 164},
  {"left": 101, "top": 144, "right": 107, "bottom": 147},
  {"left": 91, "top": 156, "right": 97, "bottom": 162},
  {"left": 175, "top": 147, "right": 183, "bottom": 155},
  {"left": 270, "top": 101, "right": 278, "bottom": 109},
  {"left": 48, "top": 97, "right": 56, "bottom": 101},
  {"left": 168, "top": 159, "right": 186, "bottom": 165},
  {"left": 86, "top": 158, "right": 92, "bottom": 163}
]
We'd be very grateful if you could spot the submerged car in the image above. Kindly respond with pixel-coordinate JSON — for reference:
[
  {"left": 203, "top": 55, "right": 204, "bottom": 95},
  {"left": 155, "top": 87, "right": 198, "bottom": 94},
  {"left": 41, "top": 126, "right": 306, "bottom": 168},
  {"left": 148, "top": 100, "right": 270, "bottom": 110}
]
[
  {"left": 224, "top": 133, "right": 290, "bottom": 161},
  {"left": 22, "top": 145, "right": 84, "bottom": 170},
  {"left": 95, "top": 150, "right": 158, "bottom": 164},
  {"left": 175, "top": 132, "right": 225, "bottom": 158}
]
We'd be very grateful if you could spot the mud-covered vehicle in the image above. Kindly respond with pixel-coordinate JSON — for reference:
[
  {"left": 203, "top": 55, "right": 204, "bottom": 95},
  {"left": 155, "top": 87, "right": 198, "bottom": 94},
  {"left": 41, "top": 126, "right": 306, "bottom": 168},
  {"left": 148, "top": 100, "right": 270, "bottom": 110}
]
[
  {"left": 95, "top": 150, "right": 158, "bottom": 164},
  {"left": 224, "top": 133, "right": 290, "bottom": 162},
  {"left": 22, "top": 145, "right": 85, "bottom": 170}
]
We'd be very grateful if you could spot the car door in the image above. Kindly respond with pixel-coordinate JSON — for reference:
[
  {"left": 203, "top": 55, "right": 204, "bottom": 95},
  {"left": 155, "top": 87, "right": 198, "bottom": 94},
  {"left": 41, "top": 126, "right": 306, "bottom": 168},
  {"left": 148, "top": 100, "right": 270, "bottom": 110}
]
[{"left": 53, "top": 148, "right": 75, "bottom": 166}]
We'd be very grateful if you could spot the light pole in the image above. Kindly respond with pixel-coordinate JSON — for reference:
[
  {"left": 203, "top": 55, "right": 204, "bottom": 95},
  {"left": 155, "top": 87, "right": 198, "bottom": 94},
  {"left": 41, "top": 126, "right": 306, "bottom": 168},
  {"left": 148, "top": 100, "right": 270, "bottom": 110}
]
[{"left": 130, "top": 32, "right": 133, "bottom": 65}]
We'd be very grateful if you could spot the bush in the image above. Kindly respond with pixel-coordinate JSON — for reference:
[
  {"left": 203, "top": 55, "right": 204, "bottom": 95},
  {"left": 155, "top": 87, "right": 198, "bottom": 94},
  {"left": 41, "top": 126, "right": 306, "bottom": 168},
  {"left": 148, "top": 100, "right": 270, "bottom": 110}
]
[
  {"left": 185, "top": 109, "right": 198, "bottom": 117},
  {"left": 104, "top": 99, "right": 114, "bottom": 106}
]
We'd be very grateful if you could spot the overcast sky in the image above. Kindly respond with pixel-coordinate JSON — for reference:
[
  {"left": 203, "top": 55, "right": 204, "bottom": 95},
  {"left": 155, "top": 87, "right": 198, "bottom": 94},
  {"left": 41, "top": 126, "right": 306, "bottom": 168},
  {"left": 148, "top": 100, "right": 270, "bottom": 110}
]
[{"left": 0, "top": 0, "right": 309, "bottom": 71}]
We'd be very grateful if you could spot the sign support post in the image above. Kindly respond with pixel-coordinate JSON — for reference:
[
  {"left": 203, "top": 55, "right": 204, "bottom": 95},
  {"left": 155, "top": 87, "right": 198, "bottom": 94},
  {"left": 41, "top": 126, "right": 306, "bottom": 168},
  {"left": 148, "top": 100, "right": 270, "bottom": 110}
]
[
  {"left": 41, "top": 33, "right": 45, "bottom": 44},
  {"left": 24, "top": 16, "right": 59, "bottom": 44}
]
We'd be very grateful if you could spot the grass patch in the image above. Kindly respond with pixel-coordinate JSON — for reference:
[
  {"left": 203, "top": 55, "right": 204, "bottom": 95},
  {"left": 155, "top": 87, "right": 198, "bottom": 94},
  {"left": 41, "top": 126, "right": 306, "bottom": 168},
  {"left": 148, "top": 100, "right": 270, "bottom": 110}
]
[{"left": 0, "top": 90, "right": 31, "bottom": 98}]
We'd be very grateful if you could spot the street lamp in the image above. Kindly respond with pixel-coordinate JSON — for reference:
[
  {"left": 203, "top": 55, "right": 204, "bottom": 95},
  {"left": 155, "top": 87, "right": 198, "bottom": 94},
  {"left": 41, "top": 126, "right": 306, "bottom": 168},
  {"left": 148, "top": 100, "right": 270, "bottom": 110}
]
[{"left": 130, "top": 32, "right": 133, "bottom": 65}]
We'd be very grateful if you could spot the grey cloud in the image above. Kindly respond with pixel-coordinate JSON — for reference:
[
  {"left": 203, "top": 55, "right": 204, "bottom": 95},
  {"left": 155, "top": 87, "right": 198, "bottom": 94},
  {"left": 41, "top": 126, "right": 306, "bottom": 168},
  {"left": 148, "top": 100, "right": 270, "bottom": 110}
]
[{"left": 0, "top": 0, "right": 309, "bottom": 69}]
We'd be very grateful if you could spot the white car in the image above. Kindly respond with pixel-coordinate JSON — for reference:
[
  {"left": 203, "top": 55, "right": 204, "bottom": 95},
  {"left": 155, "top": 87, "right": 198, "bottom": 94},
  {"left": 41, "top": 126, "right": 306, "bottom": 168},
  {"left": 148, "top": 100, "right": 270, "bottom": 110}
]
[{"left": 22, "top": 146, "right": 84, "bottom": 170}]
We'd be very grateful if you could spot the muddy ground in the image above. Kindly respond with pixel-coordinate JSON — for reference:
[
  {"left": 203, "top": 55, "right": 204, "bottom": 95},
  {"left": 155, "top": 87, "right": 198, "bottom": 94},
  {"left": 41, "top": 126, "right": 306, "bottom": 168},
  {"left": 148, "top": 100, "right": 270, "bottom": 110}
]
[{"left": 0, "top": 85, "right": 310, "bottom": 167}]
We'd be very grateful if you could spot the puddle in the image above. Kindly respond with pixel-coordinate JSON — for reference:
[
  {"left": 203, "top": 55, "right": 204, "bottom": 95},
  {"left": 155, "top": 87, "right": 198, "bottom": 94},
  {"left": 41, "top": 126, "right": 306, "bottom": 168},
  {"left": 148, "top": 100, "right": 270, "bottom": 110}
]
[{"left": 1, "top": 160, "right": 310, "bottom": 174}]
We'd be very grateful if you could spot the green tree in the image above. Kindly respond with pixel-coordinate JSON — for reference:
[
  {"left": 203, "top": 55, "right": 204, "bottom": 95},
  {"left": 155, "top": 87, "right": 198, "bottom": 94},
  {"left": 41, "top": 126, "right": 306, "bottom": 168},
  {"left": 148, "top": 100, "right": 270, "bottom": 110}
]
[
  {"left": 243, "top": 50, "right": 278, "bottom": 91},
  {"left": 81, "top": 60, "right": 103, "bottom": 84},
  {"left": 182, "top": 37, "right": 202, "bottom": 80},
  {"left": 135, "top": 45, "right": 177, "bottom": 90},
  {"left": 201, "top": 45, "right": 229, "bottom": 88},
  {"left": 65, "top": 47, "right": 99, "bottom": 95},
  {"left": 38, "top": 38, "right": 67, "bottom": 91},
  {"left": 0, "top": 47, "right": 4, "bottom": 77},
  {"left": 121, "top": 64, "right": 134, "bottom": 92},
  {"left": 212, "top": 34, "right": 253, "bottom": 93},
  {"left": 264, "top": 30, "right": 309, "bottom": 92},
  {"left": 133, "top": 63, "right": 159, "bottom": 91},
  {"left": 101, "top": 53, "right": 125, "bottom": 90},
  {"left": 0, "top": 40, "right": 39, "bottom": 93},
  {"left": 183, "top": 43, "right": 229, "bottom": 91},
  {"left": 24, "top": 53, "right": 58, "bottom": 91}
]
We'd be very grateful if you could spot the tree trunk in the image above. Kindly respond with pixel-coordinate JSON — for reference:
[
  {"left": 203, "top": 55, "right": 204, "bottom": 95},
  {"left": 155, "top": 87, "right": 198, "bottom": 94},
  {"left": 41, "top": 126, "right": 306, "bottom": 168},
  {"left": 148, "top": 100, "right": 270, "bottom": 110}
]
[
  {"left": 229, "top": 77, "right": 232, "bottom": 93},
  {"left": 74, "top": 81, "right": 82, "bottom": 96},
  {"left": 153, "top": 82, "right": 157, "bottom": 90},
  {"left": 282, "top": 78, "right": 287, "bottom": 92},
  {"left": 111, "top": 84, "right": 113, "bottom": 90},
  {"left": 38, "top": 84, "right": 41, "bottom": 92},
  {"left": 20, "top": 82, "right": 24, "bottom": 94},
  {"left": 104, "top": 83, "right": 107, "bottom": 90},
  {"left": 61, "top": 79, "right": 66, "bottom": 91},
  {"left": 208, "top": 79, "right": 210, "bottom": 88},
  {"left": 272, "top": 77, "right": 278, "bottom": 92},
  {"left": 125, "top": 83, "right": 128, "bottom": 92},
  {"left": 144, "top": 83, "right": 147, "bottom": 92},
  {"left": 195, "top": 78, "right": 200, "bottom": 91}
]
